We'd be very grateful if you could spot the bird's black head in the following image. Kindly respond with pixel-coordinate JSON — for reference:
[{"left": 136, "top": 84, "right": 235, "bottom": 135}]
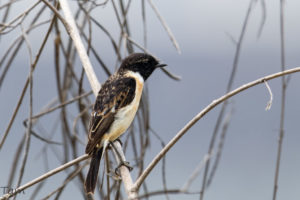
[{"left": 118, "top": 53, "right": 166, "bottom": 80}]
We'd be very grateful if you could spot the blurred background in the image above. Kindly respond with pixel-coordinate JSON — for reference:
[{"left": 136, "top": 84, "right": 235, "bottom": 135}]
[{"left": 1, "top": 0, "right": 300, "bottom": 199}]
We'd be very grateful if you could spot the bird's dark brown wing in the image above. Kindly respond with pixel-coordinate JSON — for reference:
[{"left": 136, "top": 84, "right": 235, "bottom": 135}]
[{"left": 85, "top": 76, "right": 136, "bottom": 154}]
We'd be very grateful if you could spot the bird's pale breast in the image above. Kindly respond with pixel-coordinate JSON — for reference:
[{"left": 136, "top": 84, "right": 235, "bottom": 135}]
[{"left": 102, "top": 71, "right": 144, "bottom": 142}]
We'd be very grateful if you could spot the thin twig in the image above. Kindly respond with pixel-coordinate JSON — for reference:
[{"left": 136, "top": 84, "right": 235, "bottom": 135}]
[
  {"left": 273, "top": 1, "right": 286, "bottom": 199},
  {"left": 136, "top": 189, "right": 199, "bottom": 199},
  {"left": 119, "top": 0, "right": 134, "bottom": 53},
  {"left": 72, "top": 105, "right": 92, "bottom": 146},
  {"left": 105, "top": 151, "right": 111, "bottom": 200},
  {"left": 141, "top": 0, "right": 147, "bottom": 48},
  {"left": 264, "top": 80, "right": 273, "bottom": 110},
  {"left": 160, "top": 68, "right": 181, "bottom": 81},
  {"left": 111, "top": 0, "right": 134, "bottom": 62},
  {"left": 257, "top": 0, "right": 266, "bottom": 38},
  {"left": 41, "top": 163, "right": 87, "bottom": 200},
  {"left": 181, "top": 154, "right": 211, "bottom": 192},
  {"left": 13, "top": 23, "right": 34, "bottom": 195},
  {"left": 7, "top": 135, "right": 26, "bottom": 188},
  {"left": 206, "top": 108, "right": 234, "bottom": 187},
  {"left": 149, "top": 128, "right": 169, "bottom": 199},
  {"left": 0, "top": 0, "right": 21, "bottom": 10},
  {"left": 30, "top": 91, "right": 92, "bottom": 120},
  {"left": 147, "top": 0, "right": 181, "bottom": 53},
  {"left": 31, "top": 130, "right": 62, "bottom": 145}
]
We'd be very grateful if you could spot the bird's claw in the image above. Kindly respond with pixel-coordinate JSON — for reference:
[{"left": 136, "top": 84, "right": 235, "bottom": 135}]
[
  {"left": 115, "top": 161, "right": 133, "bottom": 176},
  {"left": 115, "top": 138, "right": 123, "bottom": 146}
]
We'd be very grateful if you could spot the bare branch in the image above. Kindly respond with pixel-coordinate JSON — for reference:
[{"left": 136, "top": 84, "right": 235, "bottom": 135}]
[{"left": 132, "top": 66, "right": 300, "bottom": 192}]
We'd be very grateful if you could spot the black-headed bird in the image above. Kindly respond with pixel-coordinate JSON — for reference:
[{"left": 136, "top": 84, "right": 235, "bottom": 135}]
[{"left": 84, "top": 53, "right": 166, "bottom": 194}]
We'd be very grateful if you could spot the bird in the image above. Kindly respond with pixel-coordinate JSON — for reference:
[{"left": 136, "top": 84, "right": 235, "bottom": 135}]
[{"left": 84, "top": 53, "right": 166, "bottom": 194}]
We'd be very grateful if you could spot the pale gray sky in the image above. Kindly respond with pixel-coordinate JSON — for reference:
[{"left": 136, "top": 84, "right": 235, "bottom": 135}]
[{"left": 1, "top": 0, "right": 300, "bottom": 199}]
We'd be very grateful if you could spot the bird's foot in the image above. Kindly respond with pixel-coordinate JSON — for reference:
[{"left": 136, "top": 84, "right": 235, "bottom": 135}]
[
  {"left": 115, "top": 138, "right": 123, "bottom": 146},
  {"left": 115, "top": 161, "right": 133, "bottom": 176}
]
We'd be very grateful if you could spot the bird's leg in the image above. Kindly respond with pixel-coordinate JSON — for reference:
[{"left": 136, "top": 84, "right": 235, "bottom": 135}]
[
  {"left": 107, "top": 139, "right": 121, "bottom": 150},
  {"left": 115, "top": 138, "right": 123, "bottom": 146},
  {"left": 109, "top": 141, "right": 133, "bottom": 175}
]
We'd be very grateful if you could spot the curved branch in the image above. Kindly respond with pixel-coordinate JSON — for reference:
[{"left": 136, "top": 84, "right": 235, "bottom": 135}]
[{"left": 132, "top": 66, "right": 300, "bottom": 191}]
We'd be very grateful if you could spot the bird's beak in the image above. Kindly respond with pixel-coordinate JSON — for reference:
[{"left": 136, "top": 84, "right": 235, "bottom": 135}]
[{"left": 156, "top": 63, "right": 167, "bottom": 68}]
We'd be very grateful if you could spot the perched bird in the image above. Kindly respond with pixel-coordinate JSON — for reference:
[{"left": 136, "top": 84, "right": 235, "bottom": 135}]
[{"left": 84, "top": 53, "right": 166, "bottom": 194}]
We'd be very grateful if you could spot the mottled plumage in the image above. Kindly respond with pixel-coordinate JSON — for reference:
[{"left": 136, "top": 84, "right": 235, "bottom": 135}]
[
  {"left": 84, "top": 53, "right": 166, "bottom": 194},
  {"left": 85, "top": 75, "right": 136, "bottom": 154}
]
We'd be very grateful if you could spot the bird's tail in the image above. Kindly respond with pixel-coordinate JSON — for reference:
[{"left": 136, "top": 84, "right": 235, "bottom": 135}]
[{"left": 84, "top": 147, "right": 103, "bottom": 194}]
